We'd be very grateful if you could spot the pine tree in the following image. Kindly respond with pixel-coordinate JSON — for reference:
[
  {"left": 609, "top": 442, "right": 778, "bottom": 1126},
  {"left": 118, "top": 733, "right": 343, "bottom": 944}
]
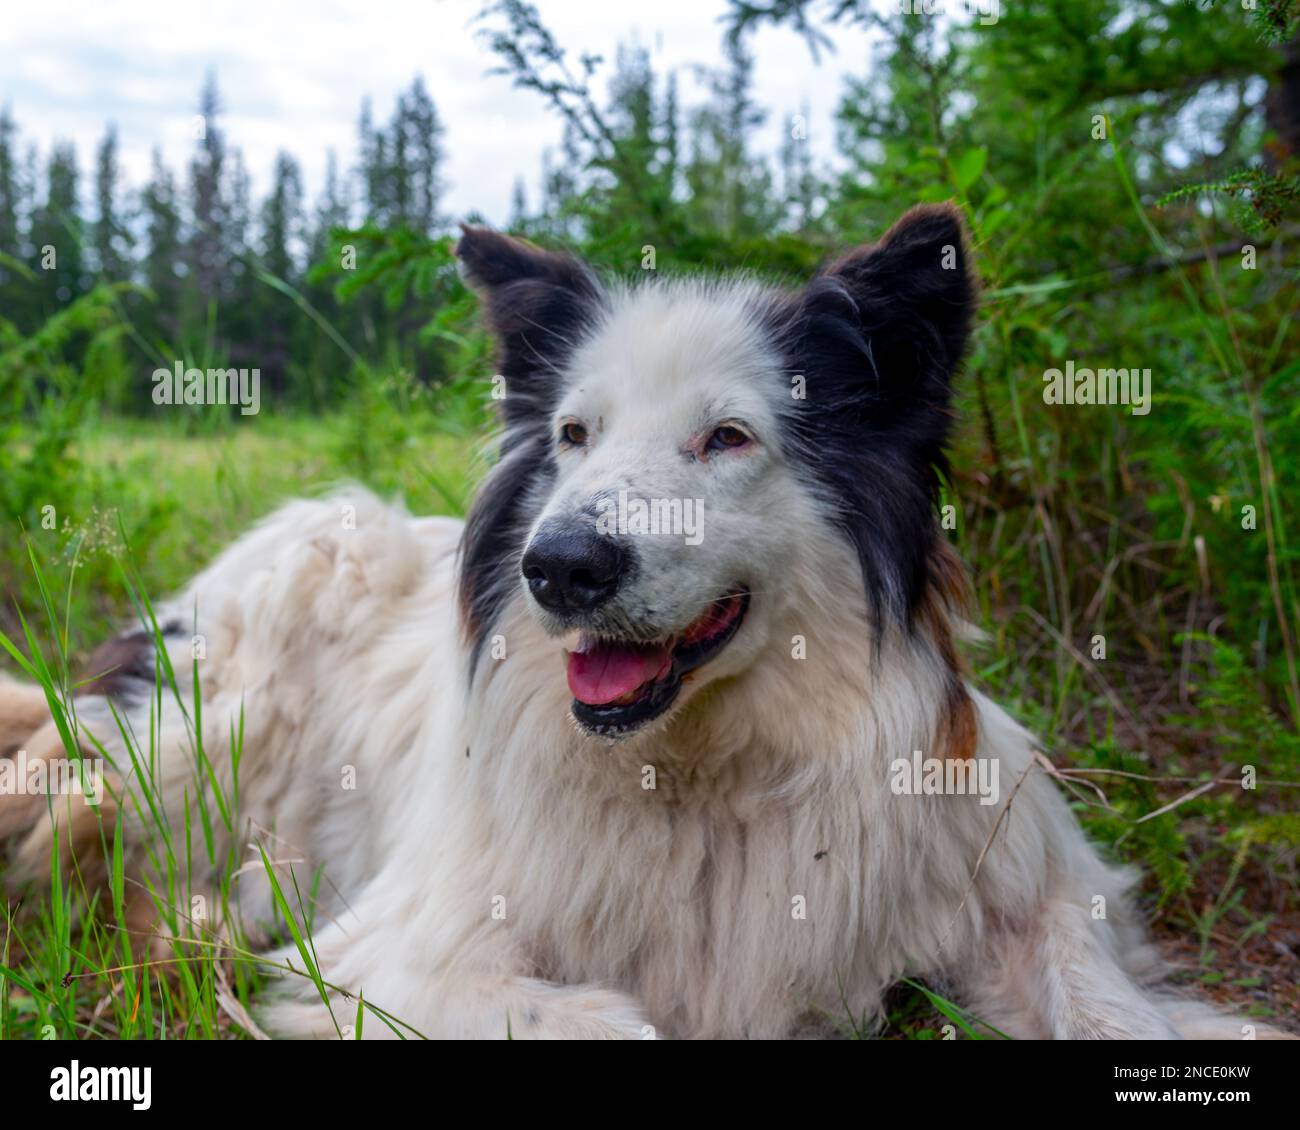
[
  {"left": 225, "top": 148, "right": 252, "bottom": 264},
  {"left": 358, "top": 97, "right": 383, "bottom": 224},
  {"left": 387, "top": 90, "right": 412, "bottom": 229},
  {"left": 403, "top": 76, "right": 445, "bottom": 234},
  {"left": 250, "top": 150, "right": 305, "bottom": 397},
  {"left": 30, "top": 141, "right": 86, "bottom": 317},
  {"left": 140, "top": 146, "right": 182, "bottom": 340},
  {"left": 260, "top": 150, "right": 304, "bottom": 282},
  {"left": 221, "top": 147, "right": 261, "bottom": 371},
  {"left": 93, "top": 124, "right": 132, "bottom": 281},
  {"left": 0, "top": 108, "right": 20, "bottom": 260},
  {"left": 0, "top": 105, "right": 24, "bottom": 319},
  {"left": 187, "top": 72, "right": 227, "bottom": 302}
]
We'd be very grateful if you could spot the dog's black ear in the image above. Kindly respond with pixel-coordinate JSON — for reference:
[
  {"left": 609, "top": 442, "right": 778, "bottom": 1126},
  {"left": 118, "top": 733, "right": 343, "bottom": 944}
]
[
  {"left": 455, "top": 225, "right": 604, "bottom": 431},
  {"left": 772, "top": 203, "right": 978, "bottom": 629},
  {"left": 455, "top": 227, "right": 603, "bottom": 671},
  {"left": 814, "top": 202, "right": 976, "bottom": 418}
]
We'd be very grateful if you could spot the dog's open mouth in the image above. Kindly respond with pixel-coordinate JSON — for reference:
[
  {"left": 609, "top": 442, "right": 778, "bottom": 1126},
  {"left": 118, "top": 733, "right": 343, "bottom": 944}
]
[{"left": 565, "top": 591, "right": 750, "bottom": 736}]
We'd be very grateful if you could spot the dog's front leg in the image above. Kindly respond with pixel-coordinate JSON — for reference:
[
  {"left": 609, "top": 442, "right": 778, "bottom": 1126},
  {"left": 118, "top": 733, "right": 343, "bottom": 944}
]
[
  {"left": 258, "top": 918, "right": 656, "bottom": 1040},
  {"left": 955, "top": 882, "right": 1183, "bottom": 1040},
  {"left": 261, "top": 970, "right": 656, "bottom": 1041}
]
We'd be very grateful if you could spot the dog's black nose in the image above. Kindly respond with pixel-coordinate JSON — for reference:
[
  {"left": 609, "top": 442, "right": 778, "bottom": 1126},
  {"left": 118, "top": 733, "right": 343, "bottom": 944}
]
[{"left": 522, "top": 528, "right": 625, "bottom": 613}]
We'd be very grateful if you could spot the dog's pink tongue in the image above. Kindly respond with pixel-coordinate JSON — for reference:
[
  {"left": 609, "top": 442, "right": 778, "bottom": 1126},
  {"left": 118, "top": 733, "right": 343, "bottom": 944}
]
[{"left": 567, "top": 639, "right": 670, "bottom": 705}]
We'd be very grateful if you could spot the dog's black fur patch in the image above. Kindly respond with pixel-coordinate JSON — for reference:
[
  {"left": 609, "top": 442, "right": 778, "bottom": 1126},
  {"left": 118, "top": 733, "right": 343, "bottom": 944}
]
[
  {"left": 79, "top": 619, "right": 184, "bottom": 702},
  {"left": 455, "top": 227, "right": 606, "bottom": 669},
  {"left": 765, "top": 203, "right": 976, "bottom": 631}
]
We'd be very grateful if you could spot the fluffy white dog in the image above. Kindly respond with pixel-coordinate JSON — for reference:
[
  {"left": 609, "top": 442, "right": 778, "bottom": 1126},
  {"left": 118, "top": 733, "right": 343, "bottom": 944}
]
[{"left": 0, "top": 206, "right": 1272, "bottom": 1039}]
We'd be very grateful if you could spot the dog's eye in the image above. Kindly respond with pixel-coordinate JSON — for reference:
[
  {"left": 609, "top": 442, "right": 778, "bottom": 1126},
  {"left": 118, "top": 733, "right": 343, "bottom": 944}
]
[
  {"left": 707, "top": 425, "right": 750, "bottom": 452},
  {"left": 560, "top": 422, "right": 589, "bottom": 446}
]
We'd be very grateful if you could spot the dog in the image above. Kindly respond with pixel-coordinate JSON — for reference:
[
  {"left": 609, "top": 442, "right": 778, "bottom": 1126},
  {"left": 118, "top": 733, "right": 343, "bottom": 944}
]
[{"left": 0, "top": 204, "right": 1276, "bottom": 1039}]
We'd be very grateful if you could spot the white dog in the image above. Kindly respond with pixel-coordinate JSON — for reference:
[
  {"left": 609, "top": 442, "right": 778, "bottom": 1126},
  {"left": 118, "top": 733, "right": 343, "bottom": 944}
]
[{"left": 0, "top": 205, "right": 1271, "bottom": 1039}]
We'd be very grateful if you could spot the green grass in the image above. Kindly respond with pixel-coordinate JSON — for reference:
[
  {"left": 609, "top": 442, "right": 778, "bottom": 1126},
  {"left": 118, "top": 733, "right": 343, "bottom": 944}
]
[{"left": 1, "top": 409, "right": 479, "bottom": 655}]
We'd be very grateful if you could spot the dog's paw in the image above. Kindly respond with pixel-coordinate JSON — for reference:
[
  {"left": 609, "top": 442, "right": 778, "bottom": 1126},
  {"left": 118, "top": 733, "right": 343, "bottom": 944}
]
[
  {"left": 254, "top": 996, "right": 351, "bottom": 1040},
  {"left": 509, "top": 979, "right": 657, "bottom": 1040}
]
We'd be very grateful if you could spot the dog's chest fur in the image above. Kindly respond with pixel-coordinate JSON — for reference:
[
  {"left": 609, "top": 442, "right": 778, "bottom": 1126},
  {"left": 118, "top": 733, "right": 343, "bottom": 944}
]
[
  {"left": 458, "top": 611, "right": 996, "bottom": 1039},
  {"left": 482, "top": 767, "right": 848, "bottom": 1035}
]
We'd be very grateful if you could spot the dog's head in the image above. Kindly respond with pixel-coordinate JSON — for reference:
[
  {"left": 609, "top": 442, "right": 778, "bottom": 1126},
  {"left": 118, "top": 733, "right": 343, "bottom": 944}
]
[{"left": 457, "top": 205, "right": 976, "bottom": 739}]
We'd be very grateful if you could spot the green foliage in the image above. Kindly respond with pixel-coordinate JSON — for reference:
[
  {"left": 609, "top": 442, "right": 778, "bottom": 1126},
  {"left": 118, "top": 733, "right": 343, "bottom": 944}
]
[
  {"left": 1159, "top": 168, "right": 1300, "bottom": 233},
  {"left": 1200, "top": 0, "right": 1300, "bottom": 45}
]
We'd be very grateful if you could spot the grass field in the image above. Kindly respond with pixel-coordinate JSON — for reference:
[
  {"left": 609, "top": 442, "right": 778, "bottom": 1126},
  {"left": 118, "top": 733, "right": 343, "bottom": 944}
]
[{"left": 1, "top": 410, "right": 479, "bottom": 649}]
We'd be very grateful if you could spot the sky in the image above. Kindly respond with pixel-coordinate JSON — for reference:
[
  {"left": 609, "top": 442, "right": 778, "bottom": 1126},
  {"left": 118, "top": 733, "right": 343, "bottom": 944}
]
[{"left": 0, "top": 0, "right": 876, "bottom": 226}]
